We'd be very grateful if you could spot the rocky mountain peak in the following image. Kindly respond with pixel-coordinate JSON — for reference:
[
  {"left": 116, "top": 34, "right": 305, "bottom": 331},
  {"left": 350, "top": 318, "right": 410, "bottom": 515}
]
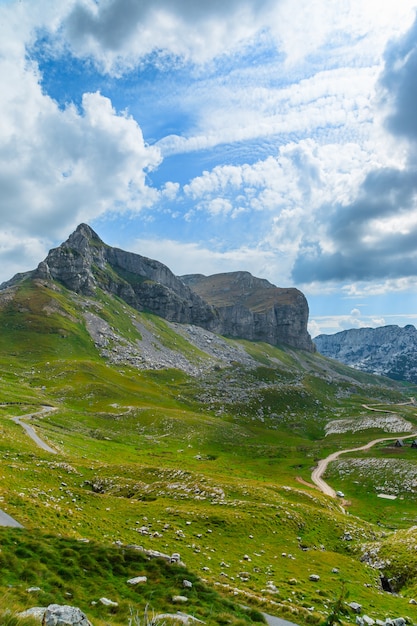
[
  {"left": 314, "top": 325, "right": 417, "bottom": 382},
  {"left": 4, "top": 224, "right": 314, "bottom": 352},
  {"left": 67, "top": 222, "right": 104, "bottom": 250}
]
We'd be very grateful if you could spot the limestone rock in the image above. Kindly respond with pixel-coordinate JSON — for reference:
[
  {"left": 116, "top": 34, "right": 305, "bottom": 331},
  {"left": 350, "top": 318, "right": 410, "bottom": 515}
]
[
  {"left": 20, "top": 604, "right": 92, "bottom": 626},
  {"left": 127, "top": 576, "right": 147, "bottom": 585},
  {"left": 99, "top": 597, "right": 118, "bottom": 607},
  {"left": 314, "top": 325, "right": 417, "bottom": 383},
  {"left": 3, "top": 224, "right": 313, "bottom": 352},
  {"left": 182, "top": 271, "right": 314, "bottom": 351},
  {"left": 309, "top": 574, "right": 320, "bottom": 582}
]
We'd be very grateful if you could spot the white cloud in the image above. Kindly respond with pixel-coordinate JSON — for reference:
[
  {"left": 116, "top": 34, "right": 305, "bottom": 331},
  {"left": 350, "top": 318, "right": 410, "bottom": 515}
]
[
  {"left": 129, "top": 237, "right": 277, "bottom": 279},
  {"left": 0, "top": 230, "right": 51, "bottom": 285},
  {"left": 157, "top": 66, "right": 380, "bottom": 158},
  {"left": 59, "top": 0, "right": 417, "bottom": 75},
  {"left": 0, "top": 0, "right": 161, "bottom": 258},
  {"left": 62, "top": 0, "right": 277, "bottom": 73}
]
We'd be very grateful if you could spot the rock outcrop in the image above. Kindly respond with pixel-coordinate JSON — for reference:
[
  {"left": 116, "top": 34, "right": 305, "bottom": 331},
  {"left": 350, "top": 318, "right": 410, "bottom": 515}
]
[
  {"left": 33, "top": 224, "right": 218, "bottom": 329},
  {"left": 181, "top": 272, "right": 314, "bottom": 351},
  {"left": 314, "top": 325, "right": 417, "bottom": 383},
  {"left": 2, "top": 223, "right": 313, "bottom": 351}
]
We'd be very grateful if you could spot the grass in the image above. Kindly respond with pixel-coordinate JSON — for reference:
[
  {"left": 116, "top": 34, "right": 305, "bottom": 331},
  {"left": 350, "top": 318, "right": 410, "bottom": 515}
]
[{"left": 1, "top": 279, "right": 417, "bottom": 624}]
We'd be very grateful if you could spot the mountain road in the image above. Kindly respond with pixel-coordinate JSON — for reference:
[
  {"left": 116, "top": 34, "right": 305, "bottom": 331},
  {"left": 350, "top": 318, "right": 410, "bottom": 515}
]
[
  {"left": 0, "top": 405, "right": 58, "bottom": 527},
  {"left": 311, "top": 432, "right": 417, "bottom": 498}
]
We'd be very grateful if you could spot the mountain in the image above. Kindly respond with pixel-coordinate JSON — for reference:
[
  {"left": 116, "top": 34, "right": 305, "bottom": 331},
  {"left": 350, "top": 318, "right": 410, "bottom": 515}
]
[
  {"left": 182, "top": 271, "right": 313, "bottom": 351},
  {"left": 1, "top": 224, "right": 417, "bottom": 625},
  {"left": 1, "top": 223, "right": 313, "bottom": 352},
  {"left": 314, "top": 324, "right": 417, "bottom": 383}
]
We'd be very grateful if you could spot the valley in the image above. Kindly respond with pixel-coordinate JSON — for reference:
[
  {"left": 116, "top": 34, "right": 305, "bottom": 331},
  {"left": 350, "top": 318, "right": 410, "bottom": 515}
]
[{"left": 0, "top": 226, "right": 416, "bottom": 626}]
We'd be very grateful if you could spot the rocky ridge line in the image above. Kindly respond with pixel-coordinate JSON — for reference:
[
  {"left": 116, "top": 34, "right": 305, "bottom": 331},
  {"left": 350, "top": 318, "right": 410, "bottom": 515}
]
[{"left": 2, "top": 224, "right": 313, "bottom": 352}]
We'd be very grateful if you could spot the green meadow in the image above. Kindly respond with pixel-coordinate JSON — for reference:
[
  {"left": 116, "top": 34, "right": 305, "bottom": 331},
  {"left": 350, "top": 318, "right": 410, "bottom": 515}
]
[{"left": 1, "top": 280, "right": 417, "bottom": 625}]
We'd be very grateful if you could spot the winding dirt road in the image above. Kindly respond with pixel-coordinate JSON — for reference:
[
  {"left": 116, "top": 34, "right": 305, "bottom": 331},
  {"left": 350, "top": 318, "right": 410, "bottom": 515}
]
[
  {"left": 311, "top": 432, "right": 417, "bottom": 498},
  {"left": 0, "top": 406, "right": 58, "bottom": 527},
  {"left": 11, "top": 406, "right": 58, "bottom": 454}
]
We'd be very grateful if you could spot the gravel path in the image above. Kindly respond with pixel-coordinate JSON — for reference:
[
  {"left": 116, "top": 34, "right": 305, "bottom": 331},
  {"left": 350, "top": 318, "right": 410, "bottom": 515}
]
[
  {"left": 311, "top": 432, "right": 417, "bottom": 498},
  {"left": 0, "top": 406, "right": 58, "bottom": 527},
  {"left": 12, "top": 407, "right": 57, "bottom": 454}
]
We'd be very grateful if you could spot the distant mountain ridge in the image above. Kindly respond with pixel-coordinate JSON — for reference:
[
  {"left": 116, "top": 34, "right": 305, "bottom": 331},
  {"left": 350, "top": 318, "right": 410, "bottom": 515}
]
[
  {"left": 314, "top": 324, "right": 417, "bottom": 383},
  {"left": 1, "top": 223, "right": 313, "bottom": 352}
]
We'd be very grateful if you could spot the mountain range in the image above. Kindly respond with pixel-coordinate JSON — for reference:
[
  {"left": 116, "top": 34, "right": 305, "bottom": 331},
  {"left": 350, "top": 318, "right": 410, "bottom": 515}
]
[
  {"left": 2, "top": 223, "right": 313, "bottom": 353},
  {"left": 0, "top": 224, "right": 417, "bottom": 626},
  {"left": 314, "top": 325, "right": 417, "bottom": 384}
]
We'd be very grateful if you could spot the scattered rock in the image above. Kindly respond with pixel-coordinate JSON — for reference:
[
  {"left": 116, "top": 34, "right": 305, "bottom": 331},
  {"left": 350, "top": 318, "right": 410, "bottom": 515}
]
[
  {"left": 127, "top": 576, "right": 147, "bottom": 585},
  {"left": 172, "top": 596, "right": 188, "bottom": 603},
  {"left": 309, "top": 574, "right": 320, "bottom": 582},
  {"left": 99, "top": 597, "right": 118, "bottom": 607},
  {"left": 18, "top": 608, "right": 47, "bottom": 621},
  {"left": 348, "top": 602, "right": 362, "bottom": 614},
  {"left": 183, "top": 580, "right": 193, "bottom": 589},
  {"left": 154, "top": 613, "right": 205, "bottom": 624}
]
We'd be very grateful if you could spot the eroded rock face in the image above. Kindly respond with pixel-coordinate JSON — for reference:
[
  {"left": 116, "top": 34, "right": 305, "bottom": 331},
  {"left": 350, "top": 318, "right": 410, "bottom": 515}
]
[
  {"left": 182, "top": 272, "right": 314, "bottom": 352},
  {"left": 6, "top": 224, "right": 313, "bottom": 351},
  {"left": 34, "top": 224, "right": 218, "bottom": 329},
  {"left": 314, "top": 325, "right": 417, "bottom": 383}
]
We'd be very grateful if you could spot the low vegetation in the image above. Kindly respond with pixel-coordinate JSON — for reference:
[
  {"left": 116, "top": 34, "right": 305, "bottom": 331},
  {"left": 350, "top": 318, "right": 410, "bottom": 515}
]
[{"left": 0, "top": 279, "right": 417, "bottom": 625}]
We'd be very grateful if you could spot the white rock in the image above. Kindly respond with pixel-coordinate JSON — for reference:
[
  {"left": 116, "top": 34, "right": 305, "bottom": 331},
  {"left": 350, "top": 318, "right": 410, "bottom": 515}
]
[
  {"left": 172, "top": 595, "right": 188, "bottom": 603},
  {"left": 127, "top": 576, "right": 147, "bottom": 585},
  {"left": 99, "top": 597, "right": 118, "bottom": 607}
]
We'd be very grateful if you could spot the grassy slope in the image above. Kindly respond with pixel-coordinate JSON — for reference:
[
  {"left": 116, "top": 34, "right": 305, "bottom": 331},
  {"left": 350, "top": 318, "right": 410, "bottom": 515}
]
[{"left": 0, "top": 280, "right": 417, "bottom": 625}]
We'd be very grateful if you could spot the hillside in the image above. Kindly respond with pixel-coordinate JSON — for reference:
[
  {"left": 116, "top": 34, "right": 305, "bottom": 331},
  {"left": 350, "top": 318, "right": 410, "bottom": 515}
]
[
  {"left": 0, "top": 227, "right": 417, "bottom": 626},
  {"left": 314, "top": 325, "right": 417, "bottom": 384},
  {"left": 2, "top": 224, "right": 313, "bottom": 352}
]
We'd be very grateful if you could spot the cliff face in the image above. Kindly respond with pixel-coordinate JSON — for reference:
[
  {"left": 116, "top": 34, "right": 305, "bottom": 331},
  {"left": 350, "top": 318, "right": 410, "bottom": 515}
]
[
  {"left": 34, "top": 224, "right": 218, "bottom": 329},
  {"left": 4, "top": 224, "right": 313, "bottom": 351},
  {"left": 181, "top": 271, "right": 314, "bottom": 352},
  {"left": 314, "top": 325, "right": 417, "bottom": 383}
]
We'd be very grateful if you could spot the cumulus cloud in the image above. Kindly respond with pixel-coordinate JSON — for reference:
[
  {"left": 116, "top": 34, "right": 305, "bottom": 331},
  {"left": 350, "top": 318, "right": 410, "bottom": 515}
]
[
  {"left": 62, "top": 0, "right": 276, "bottom": 72},
  {"left": 292, "top": 13, "right": 417, "bottom": 286},
  {"left": 0, "top": 82, "right": 161, "bottom": 235},
  {"left": 0, "top": 2, "right": 161, "bottom": 280},
  {"left": 59, "top": 0, "right": 417, "bottom": 75}
]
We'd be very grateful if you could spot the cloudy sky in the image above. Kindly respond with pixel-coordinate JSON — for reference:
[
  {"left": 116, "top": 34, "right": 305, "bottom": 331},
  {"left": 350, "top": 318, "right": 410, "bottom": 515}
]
[{"left": 1, "top": 0, "right": 417, "bottom": 336}]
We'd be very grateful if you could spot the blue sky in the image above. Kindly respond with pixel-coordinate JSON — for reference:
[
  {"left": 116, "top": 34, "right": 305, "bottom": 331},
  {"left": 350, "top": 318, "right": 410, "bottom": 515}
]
[{"left": 1, "top": 0, "right": 417, "bottom": 336}]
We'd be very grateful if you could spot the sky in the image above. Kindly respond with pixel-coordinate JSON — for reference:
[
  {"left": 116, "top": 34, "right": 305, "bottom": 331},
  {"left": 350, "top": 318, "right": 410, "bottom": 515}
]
[{"left": 1, "top": 0, "right": 417, "bottom": 337}]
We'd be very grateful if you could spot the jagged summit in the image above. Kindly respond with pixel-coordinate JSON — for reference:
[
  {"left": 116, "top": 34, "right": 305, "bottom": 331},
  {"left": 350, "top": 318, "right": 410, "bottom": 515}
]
[
  {"left": 1, "top": 224, "right": 314, "bottom": 351},
  {"left": 314, "top": 324, "right": 417, "bottom": 382}
]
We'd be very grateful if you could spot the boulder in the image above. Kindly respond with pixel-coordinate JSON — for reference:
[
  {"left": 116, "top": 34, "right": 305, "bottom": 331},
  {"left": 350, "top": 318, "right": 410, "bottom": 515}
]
[
  {"left": 127, "top": 576, "right": 147, "bottom": 585},
  {"left": 19, "top": 605, "right": 92, "bottom": 626},
  {"left": 348, "top": 602, "right": 362, "bottom": 614}
]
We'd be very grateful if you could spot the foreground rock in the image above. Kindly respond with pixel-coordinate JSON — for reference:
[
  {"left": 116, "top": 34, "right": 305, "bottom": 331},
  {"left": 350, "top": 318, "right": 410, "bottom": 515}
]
[{"left": 19, "top": 604, "right": 92, "bottom": 626}]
